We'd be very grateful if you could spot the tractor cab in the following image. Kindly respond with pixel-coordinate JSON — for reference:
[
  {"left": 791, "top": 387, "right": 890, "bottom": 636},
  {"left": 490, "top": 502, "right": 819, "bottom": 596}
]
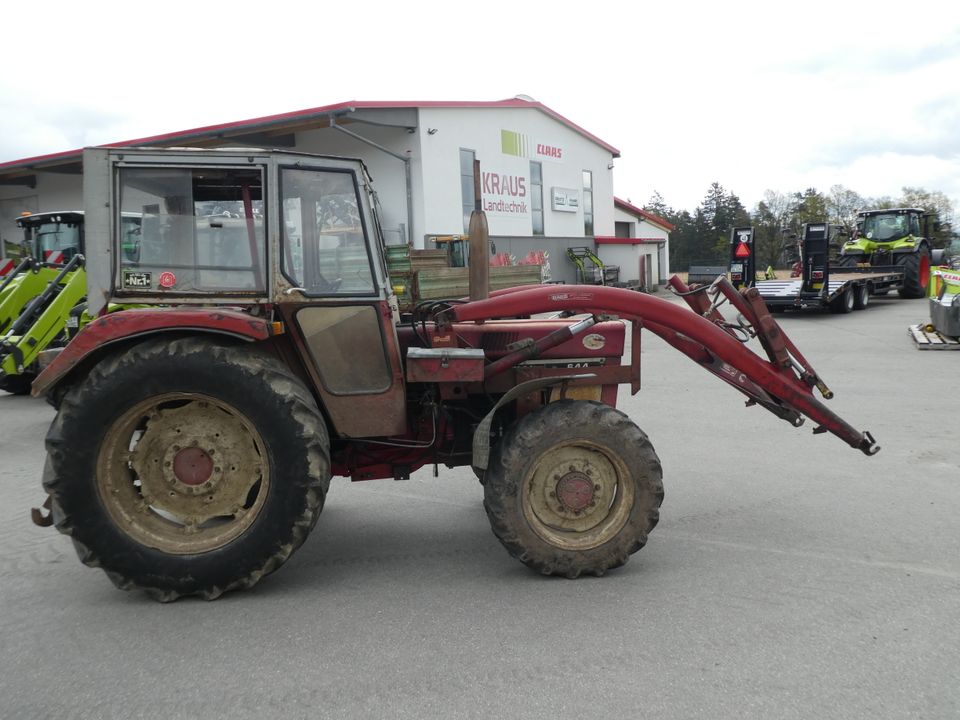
[
  {"left": 16, "top": 211, "right": 84, "bottom": 265},
  {"left": 82, "top": 146, "right": 408, "bottom": 437},
  {"left": 855, "top": 209, "right": 922, "bottom": 243}
]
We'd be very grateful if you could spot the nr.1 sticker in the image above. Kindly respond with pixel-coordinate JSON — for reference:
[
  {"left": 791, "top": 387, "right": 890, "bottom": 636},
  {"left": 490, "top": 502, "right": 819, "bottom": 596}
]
[{"left": 122, "top": 270, "right": 152, "bottom": 289}]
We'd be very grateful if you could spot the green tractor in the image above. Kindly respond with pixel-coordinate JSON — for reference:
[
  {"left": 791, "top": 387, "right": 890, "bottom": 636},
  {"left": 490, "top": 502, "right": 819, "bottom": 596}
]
[
  {"left": 0, "top": 212, "right": 89, "bottom": 394},
  {"left": 836, "top": 208, "right": 936, "bottom": 298},
  {"left": 1, "top": 211, "right": 141, "bottom": 395}
]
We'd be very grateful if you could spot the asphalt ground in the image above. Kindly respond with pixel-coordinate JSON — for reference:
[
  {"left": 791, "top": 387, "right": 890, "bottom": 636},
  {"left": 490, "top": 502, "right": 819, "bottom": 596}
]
[{"left": 1, "top": 291, "right": 957, "bottom": 720}]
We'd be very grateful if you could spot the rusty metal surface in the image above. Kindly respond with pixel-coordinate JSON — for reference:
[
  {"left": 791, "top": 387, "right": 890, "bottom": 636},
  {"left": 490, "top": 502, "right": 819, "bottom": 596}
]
[
  {"left": 523, "top": 440, "right": 634, "bottom": 548},
  {"left": 406, "top": 348, "right": 485, "bottom": 383},
  {"left": 32, "top": 308, "right": 271, "bottom": 396},
  {"left": 280, "top": 301, "right": 407, "bottom": 438},
  {"left": 97, "top": 393, "right": 269, "bottom": 554}
]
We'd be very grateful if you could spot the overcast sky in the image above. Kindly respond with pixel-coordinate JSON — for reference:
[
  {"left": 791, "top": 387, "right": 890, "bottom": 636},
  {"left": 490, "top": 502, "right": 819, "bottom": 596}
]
[{"left": 3, "top": 1, "right": 958, "bottom": 216}]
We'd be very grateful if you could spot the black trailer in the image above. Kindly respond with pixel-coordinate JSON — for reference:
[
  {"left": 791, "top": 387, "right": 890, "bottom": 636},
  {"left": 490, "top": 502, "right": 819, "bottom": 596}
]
[{"left": 752, "top": 223, "right": 904, "bottom": 313}]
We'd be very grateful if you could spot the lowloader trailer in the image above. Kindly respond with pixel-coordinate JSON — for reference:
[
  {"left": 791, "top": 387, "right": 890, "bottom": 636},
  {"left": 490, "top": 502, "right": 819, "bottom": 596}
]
[{"left": 751, "top": 223, "right": 905, "bottom": 313}]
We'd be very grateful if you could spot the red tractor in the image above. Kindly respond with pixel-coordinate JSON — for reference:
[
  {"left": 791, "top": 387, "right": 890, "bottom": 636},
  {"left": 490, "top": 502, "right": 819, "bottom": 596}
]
[{"left": 31, "top": 148, "right": 878, "bottom": 601}]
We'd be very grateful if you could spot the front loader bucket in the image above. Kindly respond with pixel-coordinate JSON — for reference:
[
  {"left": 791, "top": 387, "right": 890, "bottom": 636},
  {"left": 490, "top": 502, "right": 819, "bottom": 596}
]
[{"left": 442, "top": 277, "right": 879, "bottom": 456}]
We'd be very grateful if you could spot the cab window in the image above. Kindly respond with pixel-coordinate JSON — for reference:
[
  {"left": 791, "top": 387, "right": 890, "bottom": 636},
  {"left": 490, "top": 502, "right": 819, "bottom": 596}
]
[
  {"left": 280, "top": 168, "right": 377, "bottom": 296},
  {"left": 117, "top": 166, "right": 266, "bottom": 293}
]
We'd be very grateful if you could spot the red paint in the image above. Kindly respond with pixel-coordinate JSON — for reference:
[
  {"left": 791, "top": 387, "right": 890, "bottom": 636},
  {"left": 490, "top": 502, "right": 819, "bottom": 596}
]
[
  {"left": 1, "top": 99, "right": 619, "bottom": 174},
  {"left": 536, "top": 143, "right": 562, "bottom": 159},
  {"left": 0, "top": 259, "right": 14, "bottom": 277},
  {"left": 447, "top": 284, "right": 875, "bottom": 453},
  {"left": 594, "top": 237, "right": 665, "bottom": 245},
  {"left": 557, "top": 473, "right": 593, "bottom": 511},
  {"left": 614, "top": 198, "right": 675, "bottom": 232},
  {"left": 174, "top": 447, "right": 213, "bottom": 485},
  {"left": 32, "top": 308, "right": 271, "bottom": 396}
]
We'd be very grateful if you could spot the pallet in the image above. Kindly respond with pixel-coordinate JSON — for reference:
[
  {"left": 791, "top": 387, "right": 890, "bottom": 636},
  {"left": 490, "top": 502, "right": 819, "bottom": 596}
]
[{"left": 908, "top": 324, "right": 960, "bottom": 350}]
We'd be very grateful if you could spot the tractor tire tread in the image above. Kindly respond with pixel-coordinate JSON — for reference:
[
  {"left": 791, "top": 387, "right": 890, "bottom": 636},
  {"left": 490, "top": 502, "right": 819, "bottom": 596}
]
[
  {"left": 42, "top": 336, "right": 330, "bottom": 601},
  {"left": 484, "top": 400, "right": 663, "bottom": 579}
]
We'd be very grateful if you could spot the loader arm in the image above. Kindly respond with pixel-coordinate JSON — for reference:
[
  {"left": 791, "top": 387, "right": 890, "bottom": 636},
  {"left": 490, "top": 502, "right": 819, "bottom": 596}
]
[{"left": 439, "top": 279, "right": 879, "bottom": 456}]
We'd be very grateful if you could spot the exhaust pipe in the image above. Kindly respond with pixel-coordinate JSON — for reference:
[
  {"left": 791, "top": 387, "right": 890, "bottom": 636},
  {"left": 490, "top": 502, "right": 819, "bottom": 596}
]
[{"left": 468, "top": 159, "right": 489, "bottom": 301}]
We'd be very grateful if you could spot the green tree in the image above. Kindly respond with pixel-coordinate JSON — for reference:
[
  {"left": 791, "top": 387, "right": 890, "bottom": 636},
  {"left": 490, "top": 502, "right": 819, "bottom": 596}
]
[{"left": 752, "top": 190, "right": 797, "bottom": 268}]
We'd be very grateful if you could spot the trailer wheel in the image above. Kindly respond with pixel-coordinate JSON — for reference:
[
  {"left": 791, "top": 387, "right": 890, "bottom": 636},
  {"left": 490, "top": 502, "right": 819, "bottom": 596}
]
[
  {"left": 896, "top": 247, "right": 931, "bottom": 298},
  {"left": 853, "top": 283, "right": 870, "bottom": 310},
  {"left": 483, "top": 400, "right": 663, "bottom": 578},
  {"left": 42, "top": 336, "right": 330, "bottom": 601},
  {"left": 0, "top": 373, "right": 34, "bottom": 395},
  {"left": 830, "top": 288, "right": 855, "bottom": 314}
]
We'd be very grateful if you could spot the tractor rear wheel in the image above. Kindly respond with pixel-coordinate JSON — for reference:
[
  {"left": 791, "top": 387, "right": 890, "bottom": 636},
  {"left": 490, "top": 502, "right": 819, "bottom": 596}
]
[
  {"left": 42, "top": 336, "right": 330, "bottom": 601},
  {"left": 897, "top": 247, "right": 931, "bottom": 298},
  {"left": 483, "top": 400, "right": 663, "bottom": 578}
]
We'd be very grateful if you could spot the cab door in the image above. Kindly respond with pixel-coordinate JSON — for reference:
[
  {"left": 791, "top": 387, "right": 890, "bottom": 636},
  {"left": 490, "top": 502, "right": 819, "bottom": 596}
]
[{"left": 278, "top": 163, "right": 407, "bottom": 438}]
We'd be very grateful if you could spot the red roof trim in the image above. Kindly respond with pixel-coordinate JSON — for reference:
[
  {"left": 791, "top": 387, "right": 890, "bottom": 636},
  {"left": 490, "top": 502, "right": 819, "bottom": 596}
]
[
  {"left": 595, "top": 236, "right": 666, "bottom": 245},
  {"left": 0, "top": 98, "right": 620, "bottom": 172},
  {"left": 614, "top": 197, "right": 675, "bottom": 231}
]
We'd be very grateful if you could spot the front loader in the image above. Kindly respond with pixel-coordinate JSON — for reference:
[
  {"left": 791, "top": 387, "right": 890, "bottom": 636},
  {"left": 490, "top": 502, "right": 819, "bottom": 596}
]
[
  {"left": 32, "top": 147, "right": 877, "bottom": 601},
  {"left": 0, "top": 213, "right": 89, "bottom": 394}
]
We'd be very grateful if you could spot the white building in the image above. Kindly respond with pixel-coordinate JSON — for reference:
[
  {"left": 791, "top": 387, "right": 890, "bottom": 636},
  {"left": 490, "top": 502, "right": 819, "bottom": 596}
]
[
  {"left": 595, "top": 197, "right": 674, "bottom": 290},
  {"left": 0, "top": 97, "right": 671, "bottom": 286}
]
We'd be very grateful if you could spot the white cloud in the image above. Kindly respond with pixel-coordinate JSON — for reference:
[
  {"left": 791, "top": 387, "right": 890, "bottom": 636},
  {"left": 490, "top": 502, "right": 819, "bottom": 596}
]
[{"left": 3, "top": 0, "right": 959, "bottom": 216}]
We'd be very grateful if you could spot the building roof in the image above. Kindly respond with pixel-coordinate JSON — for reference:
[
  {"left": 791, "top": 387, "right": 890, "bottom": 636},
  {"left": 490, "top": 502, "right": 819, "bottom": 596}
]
[
  {"left": 614, "top": 197, "right": 675, "bottom": 232},
  {"left": 0, "top": 98, "right": 620, "bottom": 183}
]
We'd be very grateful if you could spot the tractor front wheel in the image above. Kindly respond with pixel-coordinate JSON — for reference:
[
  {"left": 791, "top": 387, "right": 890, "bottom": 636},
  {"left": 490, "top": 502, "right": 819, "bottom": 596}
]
[
  {"left": 483, "top": 400, "right": 663, "bottom": 578},
  {"left": 897, "top": 247, "right": 931, "bottom": 298},
  {"left": 42, "top": 336, "right": 330, "bottom": 601}
]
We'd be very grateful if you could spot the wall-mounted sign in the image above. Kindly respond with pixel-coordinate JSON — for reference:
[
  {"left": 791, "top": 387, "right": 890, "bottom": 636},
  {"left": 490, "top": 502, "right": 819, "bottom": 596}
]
[
  {"left": 551, "top": 187, "right": 579, "bottom": 213},
  {"left": 482, "top": 170, "right": 529, "bottom": 217},
  {"left": 502, "top": 130, "right": 565, "bottom": 163}
]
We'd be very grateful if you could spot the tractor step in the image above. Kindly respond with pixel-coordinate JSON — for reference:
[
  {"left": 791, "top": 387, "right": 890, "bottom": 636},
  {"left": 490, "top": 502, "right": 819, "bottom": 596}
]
[{"left": 908, "top": 324, "right": 960, "bottom": 350}]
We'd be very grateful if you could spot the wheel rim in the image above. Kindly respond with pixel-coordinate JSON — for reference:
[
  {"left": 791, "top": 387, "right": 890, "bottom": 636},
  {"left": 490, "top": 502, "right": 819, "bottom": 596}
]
[
  {"left": 522, "top": 440, "right": 634, "bottom": 551},
  {"left": 97, "top": 393, "right": 269, "bottom": 554}
]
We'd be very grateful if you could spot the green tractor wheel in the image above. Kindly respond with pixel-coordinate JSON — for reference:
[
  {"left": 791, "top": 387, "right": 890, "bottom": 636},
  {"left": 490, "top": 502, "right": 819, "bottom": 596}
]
[
  {"left": 0, "top": 373, "right": 34, "bottom": 395},
  {"left": 896, "top": 247, "right": 931, "bottom": 299}
]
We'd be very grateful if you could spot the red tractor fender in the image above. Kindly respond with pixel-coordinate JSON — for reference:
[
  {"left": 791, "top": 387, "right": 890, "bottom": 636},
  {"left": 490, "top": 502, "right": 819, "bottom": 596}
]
[{"left": 31, "top": 307, "right": 272, "bottom": 397}]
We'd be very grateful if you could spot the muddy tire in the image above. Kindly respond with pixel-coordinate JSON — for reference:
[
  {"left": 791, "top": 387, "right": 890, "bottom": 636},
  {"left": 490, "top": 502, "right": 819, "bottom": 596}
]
[
  {"left": 483, "top": 400, "right": 663, "bottom": 578},
  {"left": 897, "top": 247, "right": 931, "bottom": 298},
  {"left": 43, "top": 336, "right": 330, "bottom": 601},
  {"left": 0, "top": 373, "right": 34, "bottom": 395}
]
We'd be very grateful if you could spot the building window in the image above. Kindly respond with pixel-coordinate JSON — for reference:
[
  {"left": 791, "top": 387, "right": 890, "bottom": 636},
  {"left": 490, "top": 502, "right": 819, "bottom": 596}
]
[
  {"left": 582, "top": 170, "right": 594, "bottom": 236},
  {"left": 530, "top": 161, "right": 544, "bottom": 235},
  {"left": 460, "top": 149, "right": 476, "bottom": 233}
]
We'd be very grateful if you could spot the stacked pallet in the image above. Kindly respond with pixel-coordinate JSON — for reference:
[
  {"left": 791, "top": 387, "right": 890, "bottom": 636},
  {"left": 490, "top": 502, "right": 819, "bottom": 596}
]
[{"left": 385, "top": 245, "right": 542, "bottom": 311}]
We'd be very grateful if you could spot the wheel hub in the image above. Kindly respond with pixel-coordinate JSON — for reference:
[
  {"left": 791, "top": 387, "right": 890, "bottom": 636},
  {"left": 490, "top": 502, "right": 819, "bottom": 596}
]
[
  {"left": 129, "top": 400, "right": 263, "bottom": 524},
  {"left": 173, "top": 446, "right": 214, "bottom": 486},
  {"left": 556, "top": 471, "right": 594, "bottom": 512}
]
